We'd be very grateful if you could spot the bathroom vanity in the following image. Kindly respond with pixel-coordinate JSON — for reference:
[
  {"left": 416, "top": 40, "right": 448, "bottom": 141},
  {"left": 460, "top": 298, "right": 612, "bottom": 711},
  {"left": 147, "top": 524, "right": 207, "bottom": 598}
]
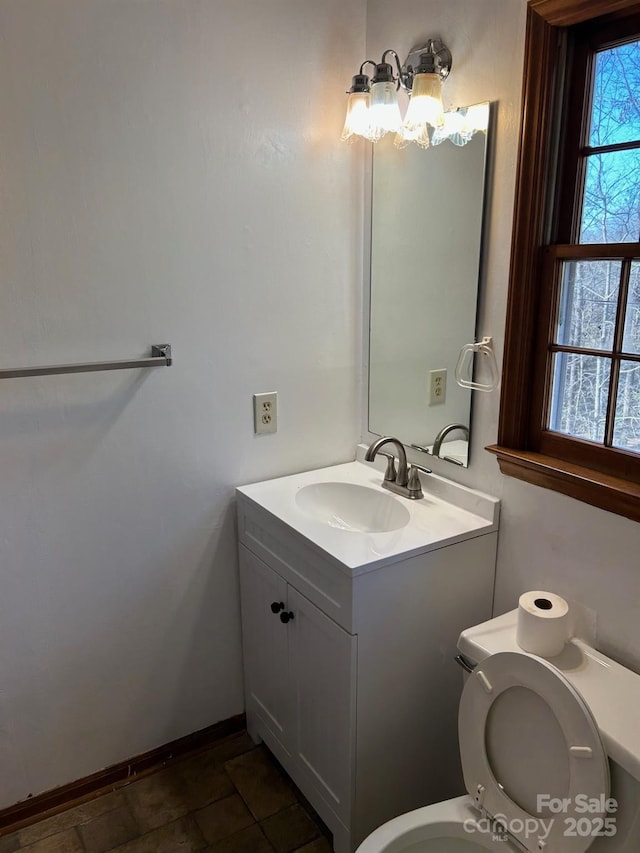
[{"left": 236, "top": 458, "right": 499, "bottom": 852}]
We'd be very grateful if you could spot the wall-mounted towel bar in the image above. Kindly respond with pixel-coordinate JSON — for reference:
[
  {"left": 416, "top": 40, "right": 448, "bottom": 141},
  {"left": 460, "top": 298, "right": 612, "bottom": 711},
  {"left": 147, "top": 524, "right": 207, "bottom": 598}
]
[{"left": 0, "top": 344, "right": 172, "bottom": 379}]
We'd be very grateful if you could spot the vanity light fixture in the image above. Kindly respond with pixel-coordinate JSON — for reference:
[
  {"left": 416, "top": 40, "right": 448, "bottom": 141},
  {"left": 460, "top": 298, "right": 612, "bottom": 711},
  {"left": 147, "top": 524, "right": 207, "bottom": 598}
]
[
  {"left": 341, "top": 62, "right": 376, "bottom": 143},
  {"left": 397, "top": 40, "right": 450, "bottom": 147},
  {"left": 341, "top": 38, "right": 490, "bottom": 149},
  {"left": 368, "top": 51, "right": 405, "bottom": 141}
]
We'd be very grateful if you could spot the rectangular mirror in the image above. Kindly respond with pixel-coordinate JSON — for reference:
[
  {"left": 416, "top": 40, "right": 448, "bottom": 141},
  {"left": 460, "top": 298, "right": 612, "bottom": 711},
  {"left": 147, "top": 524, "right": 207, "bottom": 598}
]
[{"left": 368, "top": 102, "right": 491, "bottom": 467}]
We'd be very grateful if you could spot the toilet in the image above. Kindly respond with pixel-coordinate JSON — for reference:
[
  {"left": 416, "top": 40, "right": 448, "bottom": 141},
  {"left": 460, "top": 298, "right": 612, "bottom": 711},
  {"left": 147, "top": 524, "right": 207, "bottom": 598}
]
[{"left": 356, "top": 610, "right": 640, "bottom": 853}]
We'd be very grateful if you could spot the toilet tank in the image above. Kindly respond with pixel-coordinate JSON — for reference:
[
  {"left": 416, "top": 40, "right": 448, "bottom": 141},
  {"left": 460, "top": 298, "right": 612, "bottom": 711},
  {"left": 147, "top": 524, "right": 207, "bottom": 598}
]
[{"left": 458, "top": 610, "right": 640, "bottom": 852}]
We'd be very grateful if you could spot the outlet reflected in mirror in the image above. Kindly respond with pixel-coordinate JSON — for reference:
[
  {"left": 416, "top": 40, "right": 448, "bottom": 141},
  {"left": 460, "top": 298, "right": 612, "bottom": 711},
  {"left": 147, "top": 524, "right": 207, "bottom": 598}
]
[{"left": 368, "top": 102, "right": 491, "bottom": 468}]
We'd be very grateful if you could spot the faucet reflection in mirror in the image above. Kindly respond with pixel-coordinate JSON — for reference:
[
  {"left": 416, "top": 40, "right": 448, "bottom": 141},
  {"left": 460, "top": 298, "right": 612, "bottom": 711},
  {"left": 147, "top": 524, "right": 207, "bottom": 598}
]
[
  {"left": 432, "top": 423, "right": 469, "bottom": 464},
  {"left": 341, "top": 38, "right": 489, "bottom": 149}
]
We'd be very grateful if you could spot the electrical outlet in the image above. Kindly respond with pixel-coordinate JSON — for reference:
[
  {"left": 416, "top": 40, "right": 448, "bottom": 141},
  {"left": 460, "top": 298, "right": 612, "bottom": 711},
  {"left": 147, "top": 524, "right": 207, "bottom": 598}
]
[
  {"left": 428, "top": 369, "right": 447, "bottom": 406},
  {"left": 253, "top": 392, "right": 278, "bottom": 434}
]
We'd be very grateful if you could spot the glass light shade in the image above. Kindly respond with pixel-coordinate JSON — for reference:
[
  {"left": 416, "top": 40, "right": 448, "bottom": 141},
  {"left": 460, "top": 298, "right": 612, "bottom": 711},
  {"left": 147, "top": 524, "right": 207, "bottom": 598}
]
[
  {"left": 431, "top": 110, "right": 469, "bottom": 146},
  {"left": 402, "top": 72, "right": 445, "bottom": 132},
  {"left": 394, "top": 124, "right": 430, "bottom": 149},
  {"left": 462, "top": 102, "right": 490, "bottom": 135},
  {"left": 341, "top": 91, "right": 373, "bottom": 143},
  {"left": 368, "top": 81, "right": 402, "bottom": 141}
]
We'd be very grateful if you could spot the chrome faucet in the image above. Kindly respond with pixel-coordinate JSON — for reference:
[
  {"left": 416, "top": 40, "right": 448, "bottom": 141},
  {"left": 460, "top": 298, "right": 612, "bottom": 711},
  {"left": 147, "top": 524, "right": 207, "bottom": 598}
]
[
  {"left": 432, "top": 423, "right": 469, "bottom": 458},
  {"left": 364, "top": 436, "right": 431, "bottom": 500}
]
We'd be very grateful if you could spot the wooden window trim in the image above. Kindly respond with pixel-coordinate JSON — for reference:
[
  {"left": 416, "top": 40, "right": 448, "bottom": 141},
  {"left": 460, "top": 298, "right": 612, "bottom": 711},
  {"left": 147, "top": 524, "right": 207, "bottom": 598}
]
[
  {"left": 530, "top": 0, "right": 640, "bottom": 27},
  {"left": 531, "top": 245, "right": 640, "bottom": 481},
  {"left": 487, "top": 0, "right": 640, "bottom": 522}
]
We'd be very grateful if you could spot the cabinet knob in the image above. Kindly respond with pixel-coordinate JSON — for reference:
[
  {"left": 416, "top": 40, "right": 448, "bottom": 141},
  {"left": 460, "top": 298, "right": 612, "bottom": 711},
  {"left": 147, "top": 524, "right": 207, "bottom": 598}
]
[
  {"left": 280, "top": 611, "right": 295, "bottom": 624},
  {"left": 270, "top": 601, "right": 285, "bottom": 614}
]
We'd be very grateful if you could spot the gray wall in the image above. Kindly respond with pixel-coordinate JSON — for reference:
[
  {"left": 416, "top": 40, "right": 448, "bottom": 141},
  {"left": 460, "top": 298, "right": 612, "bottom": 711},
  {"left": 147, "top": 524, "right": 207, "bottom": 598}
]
[{"left": 0, "top": 0, "right": 365, "bottom": 807}]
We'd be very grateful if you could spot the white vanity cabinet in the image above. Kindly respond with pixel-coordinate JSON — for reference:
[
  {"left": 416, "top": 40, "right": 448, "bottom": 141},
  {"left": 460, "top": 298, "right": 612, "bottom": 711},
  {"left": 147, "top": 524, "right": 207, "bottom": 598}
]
[
  {"left": 236, "top": 462, "right": 499, "bottom": 853},
  {"left": 239, "top": 546, "right": 356, "bottom": 826}
]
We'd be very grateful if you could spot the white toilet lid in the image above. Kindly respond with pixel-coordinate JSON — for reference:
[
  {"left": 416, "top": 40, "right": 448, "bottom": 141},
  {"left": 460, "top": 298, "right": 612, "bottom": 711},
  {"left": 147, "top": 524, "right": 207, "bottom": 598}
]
[{"left": 459, "top": 652, "right": 610, "bottom": 853}]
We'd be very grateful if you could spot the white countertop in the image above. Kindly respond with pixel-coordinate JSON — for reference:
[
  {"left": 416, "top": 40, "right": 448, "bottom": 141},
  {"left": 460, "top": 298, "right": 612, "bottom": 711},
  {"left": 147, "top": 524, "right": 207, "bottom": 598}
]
[{"left": 236, "top": 459, "right": 499, "bottom": 574}]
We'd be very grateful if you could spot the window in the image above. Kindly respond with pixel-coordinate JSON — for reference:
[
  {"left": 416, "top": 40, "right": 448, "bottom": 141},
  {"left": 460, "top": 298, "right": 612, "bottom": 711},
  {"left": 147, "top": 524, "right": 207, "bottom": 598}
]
[{"left": 489, "top": 1, "right": 640, "bottom": 522}]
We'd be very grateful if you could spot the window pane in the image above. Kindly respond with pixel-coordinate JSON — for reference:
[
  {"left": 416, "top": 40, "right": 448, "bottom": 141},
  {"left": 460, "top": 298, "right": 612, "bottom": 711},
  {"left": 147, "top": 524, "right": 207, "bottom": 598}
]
[
  {"left": 612, "top": 360, "right": 640, "bottom": 452},
  {"left": 549, "top": 353, "right": 611, "bottom": 442},
  {"left": 579, "top": 150, "right": 640, "bottom": 243},
  {"left": 623, "top": 261, "right": 640, "bottom": 354},
  {"left": 589, "top": 40, "right": 640, "bottom": 148},
  {"left": 556, "top": 260, "right": 621, "bottom": 350}
]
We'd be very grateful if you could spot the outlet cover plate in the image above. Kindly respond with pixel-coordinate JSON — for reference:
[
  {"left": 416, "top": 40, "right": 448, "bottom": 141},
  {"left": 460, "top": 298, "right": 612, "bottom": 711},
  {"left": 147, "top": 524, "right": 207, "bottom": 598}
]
[
  {"left": 254, "top": 392, "right": 278, "bottom": 434},
  {"left": 428, "top": 369, "right": 447, "bottom": 406}
]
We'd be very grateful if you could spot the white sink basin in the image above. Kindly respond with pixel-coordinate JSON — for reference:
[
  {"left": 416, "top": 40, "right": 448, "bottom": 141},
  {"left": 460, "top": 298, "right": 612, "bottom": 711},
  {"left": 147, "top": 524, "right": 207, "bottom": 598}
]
[
  {"left": 237, "top": 458, "right": 500, "bottom": 573},
  {"left": 295, "top": 482, "right": 410, "bottom": 533}
]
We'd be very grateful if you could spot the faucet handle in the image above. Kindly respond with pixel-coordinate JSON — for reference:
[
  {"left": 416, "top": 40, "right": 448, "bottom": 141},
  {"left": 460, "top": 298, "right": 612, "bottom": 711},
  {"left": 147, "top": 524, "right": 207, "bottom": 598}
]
[
  {"left": 378, "top": 451, "right": 397, "bottom": 483},
  {"left": 407, "top": 463, "right": 432, "bottom": 496},
  {"left": 410, "top": 463, "right": 432, "bottom": 475}
]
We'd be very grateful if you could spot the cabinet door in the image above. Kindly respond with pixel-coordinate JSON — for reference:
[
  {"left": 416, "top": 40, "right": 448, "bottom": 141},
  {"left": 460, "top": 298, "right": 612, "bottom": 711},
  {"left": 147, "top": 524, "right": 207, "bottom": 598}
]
[
  {"left": 287, "top": 586, "right": 356, "bottom": 823},
  {"left": 239, "top": 546, "right": 290, "bottom": 748}
]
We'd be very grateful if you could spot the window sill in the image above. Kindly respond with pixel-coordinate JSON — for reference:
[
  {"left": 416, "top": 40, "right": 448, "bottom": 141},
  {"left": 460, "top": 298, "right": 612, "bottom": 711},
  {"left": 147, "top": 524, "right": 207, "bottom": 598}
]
[{"left": 486, "top": 445, "right": 640, "bottom": 523}]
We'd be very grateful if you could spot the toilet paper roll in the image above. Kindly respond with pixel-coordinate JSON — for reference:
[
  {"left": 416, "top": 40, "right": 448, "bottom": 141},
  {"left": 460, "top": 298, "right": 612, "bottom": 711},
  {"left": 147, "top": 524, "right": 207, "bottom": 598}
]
[{"left": 516, "top": 591, "right": 570, "bottom": 658}]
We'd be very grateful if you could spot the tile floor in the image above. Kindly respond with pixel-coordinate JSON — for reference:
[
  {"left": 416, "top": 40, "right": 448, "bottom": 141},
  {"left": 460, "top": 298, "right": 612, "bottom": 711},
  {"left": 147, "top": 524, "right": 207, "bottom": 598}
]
[{"left": 0, "top": 732, "right": 333, "bottom": 853}]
